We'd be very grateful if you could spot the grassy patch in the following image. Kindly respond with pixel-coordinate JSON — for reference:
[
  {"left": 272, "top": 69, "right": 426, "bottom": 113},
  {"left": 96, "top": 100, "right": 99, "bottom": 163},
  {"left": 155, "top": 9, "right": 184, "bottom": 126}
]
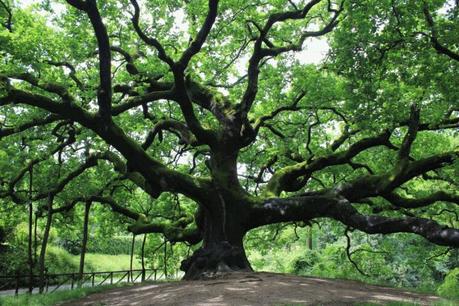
[
  {"left": 354, "top": 299, "right": 459, "bottom": 306},
  {"left": 45, "top": 246, "right": 142, "bottom": 274},
  {"left": 437, "top": 268, "right": 459, "bottom": 299},
  {"left": 71, "top": 253, "right": 142, "bottom": 272},
  {"left": 0, "top": 284, "right": 128, "bottom": 306}
]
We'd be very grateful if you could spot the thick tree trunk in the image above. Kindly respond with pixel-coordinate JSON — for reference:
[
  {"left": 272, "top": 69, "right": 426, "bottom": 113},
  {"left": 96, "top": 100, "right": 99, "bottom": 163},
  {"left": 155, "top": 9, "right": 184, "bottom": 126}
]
[
  {"left": 180, "top": 149, "right": 253, "bottom": 280},
  {"left": 180, "top": 205, "right": 252, "bottom": 280}
]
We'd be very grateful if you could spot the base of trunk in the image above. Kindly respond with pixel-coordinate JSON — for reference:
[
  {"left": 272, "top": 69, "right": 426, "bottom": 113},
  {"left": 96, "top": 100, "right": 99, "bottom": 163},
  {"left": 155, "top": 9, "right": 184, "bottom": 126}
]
[{"left": 180, "top": 241, "right": 252, "bottom": 280}]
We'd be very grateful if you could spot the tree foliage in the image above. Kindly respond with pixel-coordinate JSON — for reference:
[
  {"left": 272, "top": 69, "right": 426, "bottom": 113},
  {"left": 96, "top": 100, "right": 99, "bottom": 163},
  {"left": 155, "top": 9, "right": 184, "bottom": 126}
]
[{"left": 0, "top": 0, "right": 458, "bottom": 281}]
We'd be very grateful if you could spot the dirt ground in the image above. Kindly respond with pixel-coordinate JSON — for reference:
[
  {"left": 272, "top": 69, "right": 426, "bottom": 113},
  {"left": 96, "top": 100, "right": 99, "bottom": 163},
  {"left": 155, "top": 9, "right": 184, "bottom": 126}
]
[{"left": 61, "top": 272, "right": 445, "bottom": 305}]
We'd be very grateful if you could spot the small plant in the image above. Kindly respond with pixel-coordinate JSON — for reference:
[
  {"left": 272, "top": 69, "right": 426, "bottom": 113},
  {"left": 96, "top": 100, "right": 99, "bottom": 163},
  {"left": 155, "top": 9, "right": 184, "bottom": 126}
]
[{"left": 437, "top": 268, "right": 459, "bottom": 299}]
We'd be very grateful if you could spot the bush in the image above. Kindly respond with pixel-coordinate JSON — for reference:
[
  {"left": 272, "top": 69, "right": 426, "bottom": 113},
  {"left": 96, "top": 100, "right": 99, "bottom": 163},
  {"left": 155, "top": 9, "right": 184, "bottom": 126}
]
[
  {"left": 437, "top": 268, "right": 459, "bottom": 299},
  {"left": 82, "top": 253, "right": 141, "bottom": 272},
  {"left": 57, "top": 235, "right": 141, "bottom": 255},
  {"left": 46, "top": 247, "right": 142, "bottom": 273},
  {"left": 44, "top": 245, "right": 80, "bottom": 274},
  {"left": 0, "top": 238, "right": 28, "bottom": 277},
  {"left": 87, "top": 236, "right": 135, "bottom": 255}
]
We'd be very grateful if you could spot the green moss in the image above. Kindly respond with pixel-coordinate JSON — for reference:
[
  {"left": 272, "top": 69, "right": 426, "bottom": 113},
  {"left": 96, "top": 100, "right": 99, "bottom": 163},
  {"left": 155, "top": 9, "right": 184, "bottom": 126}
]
[{"left": 264, "top": 162, "right": 308, "bottom": 196}]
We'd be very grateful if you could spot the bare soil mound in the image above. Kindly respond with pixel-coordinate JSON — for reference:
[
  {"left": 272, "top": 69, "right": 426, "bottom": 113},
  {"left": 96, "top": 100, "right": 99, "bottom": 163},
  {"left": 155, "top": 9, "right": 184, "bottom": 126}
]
[{"left": 62, "top": 272, "right": 443, "bottom": 305}]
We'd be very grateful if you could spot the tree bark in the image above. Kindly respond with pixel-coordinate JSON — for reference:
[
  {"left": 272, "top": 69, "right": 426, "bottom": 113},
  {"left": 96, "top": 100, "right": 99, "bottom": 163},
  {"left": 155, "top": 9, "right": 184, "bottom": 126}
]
[
  {"left": 78, "top": 201, "right": 91, "bottom": 287},
  {"left": 141, "top": 234, "right": 147, "bottom": 281},
  {"left": 27, "top": 169, "right": 33, "bottom": 293},
  {"left": 180, "top": 204, "right": 252, "bottom": 280},
  {"left": 34, "top": 212, "right": 38, "bottom": 265},
  {"left": 163, "top": 240, "right": 168, "bottom": 279},
  {"left": 130, "top": 233, "right": 135, "bottom": 282},
  {"left": 28, "top": 201, "right": 34, "bottom": 293},
  {"left": 38, "top": 194, "right": 53, "bottom": 293},
  {"left": 179, "top": 148, "right": 254, "bottom": 280}
]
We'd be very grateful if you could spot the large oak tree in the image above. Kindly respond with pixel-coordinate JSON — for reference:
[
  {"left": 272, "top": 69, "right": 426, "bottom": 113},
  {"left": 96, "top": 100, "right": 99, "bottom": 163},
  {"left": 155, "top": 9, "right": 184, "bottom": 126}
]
[{"left": 0, "top": 0, "right": 458, "bottom": 280}]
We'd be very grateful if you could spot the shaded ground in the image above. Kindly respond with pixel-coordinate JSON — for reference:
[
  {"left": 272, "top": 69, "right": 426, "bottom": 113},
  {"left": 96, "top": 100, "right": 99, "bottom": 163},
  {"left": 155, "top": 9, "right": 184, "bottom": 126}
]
[{"left": 61, "top": 272, "right": 444, "bottom": 305}]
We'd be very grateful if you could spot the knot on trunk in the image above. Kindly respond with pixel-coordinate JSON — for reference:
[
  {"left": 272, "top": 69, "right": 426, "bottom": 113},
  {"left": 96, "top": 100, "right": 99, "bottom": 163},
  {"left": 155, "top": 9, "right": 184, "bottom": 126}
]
[{"left": 180, "top": 241, "right": 251, "bottom": 280}]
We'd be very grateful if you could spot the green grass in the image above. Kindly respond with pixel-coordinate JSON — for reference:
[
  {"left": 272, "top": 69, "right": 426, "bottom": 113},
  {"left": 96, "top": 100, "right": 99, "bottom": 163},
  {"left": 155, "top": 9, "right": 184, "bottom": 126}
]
[
  {"left": 355, "top": 301, "right": 458, "bottom": 306},
  {"left": 0, "top": 249, "right": 158, "bottom": 306},
  {"left": 0, "top": 279, "right": 175, "bottom": 306},
  {"left": 43, "top": 245, "right": 142, "bottom": 274},
  {"left": 0, "top": 283, "right": 130, "bottom": 306},
  {"left": 70, "top": 253, "right": 142, "bottom": 272}
]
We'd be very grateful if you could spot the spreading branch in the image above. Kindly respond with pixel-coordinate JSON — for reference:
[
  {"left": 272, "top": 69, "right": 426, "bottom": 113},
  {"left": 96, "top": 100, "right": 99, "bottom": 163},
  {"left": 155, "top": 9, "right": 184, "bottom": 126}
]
[
  {"left": 397, "top": 104, "right": 420, "bottom": 171},
  {"left": 46, "top": 61, "right": 84, "bottom": 90},
  {"left": 0, "top": 0, "right": 12, "bottom": 31},
  {"left": 129, "top": 0, "right": 174, "bottom": 67},
  {"left": 142, "top": 119, "right": 199, "bottom": 149},
  {"left": 110, "top": 46, "right": 139, "bottom": 75},
  {"left": 266, "top": 130, "right": 394, "bottom": 195},
  {"left": 53, "top": 194, "right": 201, "bottom": 244},
  {"left": 0, "top": 114, "right": 62, "bottom": 139},
  {"left": 177, "top": 0, "right": 219, "bottom": 70},
  {"left": 239, "top": 0, "right": 344, "bottom": 117},
  {"left": 251, "top": 194, "right": 459, "bottom": 247},
  {"left": 3, "top": 72, "right": 74, "bottom": 102},
  {"left": 383, "top": 191, "right": 459, "bottom": 209},
  {"left": 66, "top": 0, "right": 112, "bottom": 120},
  {"left": 422, "top": 2, "right": 459, "bottom": 62}
]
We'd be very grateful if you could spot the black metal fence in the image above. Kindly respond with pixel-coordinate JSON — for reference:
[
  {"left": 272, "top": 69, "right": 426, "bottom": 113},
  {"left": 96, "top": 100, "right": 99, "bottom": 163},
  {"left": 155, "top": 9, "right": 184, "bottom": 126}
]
[{"left": 0, "top": 269, "right": 163, "bottom": 295}]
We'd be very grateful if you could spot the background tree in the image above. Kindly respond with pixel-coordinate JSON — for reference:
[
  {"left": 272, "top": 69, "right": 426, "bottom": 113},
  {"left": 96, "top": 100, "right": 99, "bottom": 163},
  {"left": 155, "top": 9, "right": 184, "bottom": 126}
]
[{"left": 0, "top": 0, "right": 458, "bottom": 281}]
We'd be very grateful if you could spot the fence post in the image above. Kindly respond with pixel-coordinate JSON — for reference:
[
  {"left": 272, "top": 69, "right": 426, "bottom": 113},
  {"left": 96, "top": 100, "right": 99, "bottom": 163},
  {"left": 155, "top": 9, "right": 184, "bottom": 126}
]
[
  {"left": 44, "top": 271, "right": 48, "bottom": 294},
  {"left": 15, "top": 272, "right": 19, "bottom": 296},
  {"left": 5, "top": 269, "right": 157, "bottom": 295}
]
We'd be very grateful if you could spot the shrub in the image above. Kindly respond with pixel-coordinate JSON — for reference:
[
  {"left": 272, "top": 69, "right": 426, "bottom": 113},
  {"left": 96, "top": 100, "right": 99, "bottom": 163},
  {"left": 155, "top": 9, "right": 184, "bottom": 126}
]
[
  {"left": 58, "top": 235, "right": 141, "bottom": 255},
  {"left": 44, "top": 245, "right": 80, "bottom": 274},
  {"left": 437, "top": 268, "right": 459, "bottom": 299}
]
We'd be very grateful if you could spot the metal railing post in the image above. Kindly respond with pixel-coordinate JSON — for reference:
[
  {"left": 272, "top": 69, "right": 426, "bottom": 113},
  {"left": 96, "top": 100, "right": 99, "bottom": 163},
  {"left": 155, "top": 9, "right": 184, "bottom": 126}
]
[
  {"left": 15, "top": 272, "right": 19, "bottom": 296},
  {"left": 1, "top": 269, "right": 157, "bottom": 294},
  {"left": 44, "top": 272, "right": 48, "bottom": 293}
]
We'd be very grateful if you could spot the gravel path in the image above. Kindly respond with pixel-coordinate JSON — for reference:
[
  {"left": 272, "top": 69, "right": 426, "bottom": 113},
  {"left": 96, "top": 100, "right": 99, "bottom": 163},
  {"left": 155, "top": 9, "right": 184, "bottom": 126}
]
[{"left": 61, "top": 272, "right": 444, "bottom": 305}]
